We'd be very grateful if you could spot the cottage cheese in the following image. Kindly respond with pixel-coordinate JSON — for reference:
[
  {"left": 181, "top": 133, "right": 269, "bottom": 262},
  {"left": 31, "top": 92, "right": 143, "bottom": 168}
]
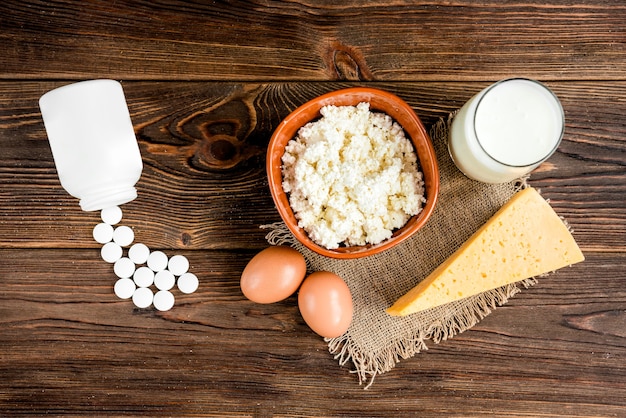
[{"left": 281, "top": 102, "right": 425, "bottom": 249}]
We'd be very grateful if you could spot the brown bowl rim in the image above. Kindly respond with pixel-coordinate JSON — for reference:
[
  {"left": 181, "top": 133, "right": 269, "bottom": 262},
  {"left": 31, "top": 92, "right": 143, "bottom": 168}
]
[{"left": 267, "top": 87, "right": 440, "bottom": 259}]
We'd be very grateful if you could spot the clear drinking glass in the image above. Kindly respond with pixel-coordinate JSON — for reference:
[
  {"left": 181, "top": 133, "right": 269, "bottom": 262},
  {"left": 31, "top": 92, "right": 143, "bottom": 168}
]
[{"left": 448, "top": 78, "right": 564, "bottom": 184}]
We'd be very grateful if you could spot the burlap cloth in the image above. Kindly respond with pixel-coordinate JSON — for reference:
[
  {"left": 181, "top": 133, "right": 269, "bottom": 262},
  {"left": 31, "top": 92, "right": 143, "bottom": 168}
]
[{"left": 263, "top": 114, "right": 537, "bottom": 388}]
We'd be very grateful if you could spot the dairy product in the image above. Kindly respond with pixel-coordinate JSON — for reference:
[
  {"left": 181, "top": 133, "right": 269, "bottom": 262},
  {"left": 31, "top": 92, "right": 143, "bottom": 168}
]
[
  {"left": 281, "top": 102, "right": 425, "bottom": 249},
  {"left": 449, "top": 79, "right": 564, "bottom": 183},
  {"left": 387, "top": 187, "right": 584, "bottom": 316}
]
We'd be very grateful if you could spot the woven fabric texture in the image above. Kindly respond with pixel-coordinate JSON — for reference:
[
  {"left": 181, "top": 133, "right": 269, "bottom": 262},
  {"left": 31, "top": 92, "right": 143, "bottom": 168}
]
[{"left": 264, "top": 115, "right": 535, "bottom": 388}]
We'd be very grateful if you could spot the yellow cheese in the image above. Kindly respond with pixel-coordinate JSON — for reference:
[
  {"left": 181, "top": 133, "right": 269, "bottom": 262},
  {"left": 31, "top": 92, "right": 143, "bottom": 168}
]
[{"left": 387, "top": 187, "right": 584, "bottom": 316}]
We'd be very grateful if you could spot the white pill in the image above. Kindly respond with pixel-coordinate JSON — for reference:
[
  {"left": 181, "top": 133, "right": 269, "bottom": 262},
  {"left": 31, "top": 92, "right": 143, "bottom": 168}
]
[
  {"left": 177, "top": 272, "right": 199, "bottom": 294},
  {"left": 113, "top": 225, "right": 134, "bottom": 247},
  {"left": 132, "top": 287, "right": 153, "bottom": 309},
  {"left": 101, "top": 242, "right": 123, "bottom": 263},
  {"left": 93, "top": 223, "right": 114, "bottom": 244},
  {"left": 153, "top": 290, "right": 175, "bottom": 312},
  {"left": 114, "top": 277, "right": 136, "bottom": 299},
  {"left": 168, "top": 255, "right": 189, "bottom": 276},
  {"left": 154, "top": 269, "right": 175, "bottom": 291},
  {"left": 128, "top": 243, "right": 150, "bottom": 265},
  {"left": 147, "top": 251, "right": 168, "bottom": 272},
  {"left": 133, "top": 266, "right": 154, "bottom": 288},
  {"left": 114, "top": 257, "right": 136, "bottom": 279},
  {"left": 101, "top": 206, "right": 123, "bottom": 225}
]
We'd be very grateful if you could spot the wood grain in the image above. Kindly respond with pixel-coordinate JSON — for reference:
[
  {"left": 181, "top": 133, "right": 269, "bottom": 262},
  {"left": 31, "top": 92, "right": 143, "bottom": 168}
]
[
  {"left": 1, "top": 1, "right": 625, "bottom": 81},
  {"left": 1, "top": 0, "right": 625, "bottom": 416},
  {"left": 0, "top": 249, "right": 624, "bottom": 416},
  {"left": 2, "top": 81, "right": 625, "bottom": 252}
]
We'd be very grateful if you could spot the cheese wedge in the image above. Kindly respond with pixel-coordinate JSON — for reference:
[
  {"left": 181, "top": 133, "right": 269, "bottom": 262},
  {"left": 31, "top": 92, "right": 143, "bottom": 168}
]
[{"left": 387, "top": 187, "right": 584, "bottom": 316}]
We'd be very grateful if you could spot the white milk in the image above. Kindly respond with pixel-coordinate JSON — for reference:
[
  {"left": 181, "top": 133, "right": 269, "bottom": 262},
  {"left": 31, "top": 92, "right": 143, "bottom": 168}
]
[{"left": 449, "top": 78, "right": 564, "bottom": 183}]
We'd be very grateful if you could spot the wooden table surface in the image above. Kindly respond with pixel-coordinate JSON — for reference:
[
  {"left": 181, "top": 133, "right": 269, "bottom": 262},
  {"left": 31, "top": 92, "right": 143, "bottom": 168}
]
[{"left": 1, "top": 1, "right": 625, "bottom": 416}]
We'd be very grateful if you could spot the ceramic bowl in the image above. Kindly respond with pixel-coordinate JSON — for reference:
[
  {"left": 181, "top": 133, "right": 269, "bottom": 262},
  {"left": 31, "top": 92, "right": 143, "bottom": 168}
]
[{"left": 267, "top": 87, "right": 439, "bottom": 259}]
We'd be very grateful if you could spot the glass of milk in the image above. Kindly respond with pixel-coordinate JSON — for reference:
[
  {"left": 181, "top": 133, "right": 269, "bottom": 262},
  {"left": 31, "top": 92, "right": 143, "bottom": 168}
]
[{"left": 448, "top": 78, "right": 564, "bottom": 183}]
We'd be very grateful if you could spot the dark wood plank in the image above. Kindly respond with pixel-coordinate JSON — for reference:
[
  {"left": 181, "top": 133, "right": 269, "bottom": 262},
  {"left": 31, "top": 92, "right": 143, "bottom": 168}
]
[
  {"left": 0, "top": 248, "right": 623, "bottom": 416},
  {"left": 1, "top": 1, "right": 625, "bottom": 81},
  {"left": 1, "top": 81, "right": 624, "bottom": 253},
  {"left": 2, "top": 2, "right": 625, "bottom": 414}
]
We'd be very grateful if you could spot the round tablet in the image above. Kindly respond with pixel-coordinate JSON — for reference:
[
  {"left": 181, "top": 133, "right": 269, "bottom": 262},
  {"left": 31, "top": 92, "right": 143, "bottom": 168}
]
[
  {"left": 178, "top": 272, "right": 199, "bottom": 294},
  {"left": 93, "top": 223, "right": 114, "bottom": 244},
  {"left": 132, "top": 287, "right": 153, "bottom": 309},
  {"left": 101, "top": 242, "right": 123, "bottom": 263},
  {"left": 128, "top": 243, "right": 150, "bottom": 265},
  {"left": 168, "top": 255, "right": 189, "bottom": 276},
  {"left": 154, "top": 269, "right": 175, "bottom": 291},
  {"left": 113, "top": 225, "right": 134, "bottom": 247},
  {"left": 101, "top": 206, "right": 123, "bottom": 225},
  {"left": 113, "top": 257, "right": 136, "bottom": 279},
  {"left": 147, "top": 251, "right": 168, "bottom": 272},
  {"left": 153, "top": 290, "right": 175, "bottom": 312},
  {"left": 114, "top": 277, "right": 136, "bottom": 299},
  {"left": 133, "top": 266, "right": 154, "bottom": 288}
]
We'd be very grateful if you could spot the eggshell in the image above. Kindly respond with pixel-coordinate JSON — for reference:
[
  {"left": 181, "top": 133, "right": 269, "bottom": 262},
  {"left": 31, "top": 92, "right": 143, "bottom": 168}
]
[
  {"left": 240, "top": 246, "right": 307, "bottom": 304},
  {"left": 297, "top": 271, "right": 353, "bottom": 338}
]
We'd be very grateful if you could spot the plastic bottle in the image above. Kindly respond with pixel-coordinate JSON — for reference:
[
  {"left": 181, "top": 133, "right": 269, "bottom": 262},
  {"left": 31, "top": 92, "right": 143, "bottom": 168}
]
[{"left": 39, "top": 79, "right": 143, "bottom": 211}]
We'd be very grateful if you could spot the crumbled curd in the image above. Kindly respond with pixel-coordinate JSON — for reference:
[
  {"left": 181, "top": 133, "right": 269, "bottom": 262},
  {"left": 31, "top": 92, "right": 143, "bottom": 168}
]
[{"left": 281, "top": 102, "right": 425, "bottom": 249}]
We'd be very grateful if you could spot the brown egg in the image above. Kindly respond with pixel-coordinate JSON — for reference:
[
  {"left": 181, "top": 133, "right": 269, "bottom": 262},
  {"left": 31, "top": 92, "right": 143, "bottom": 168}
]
[
  {"left": 297, "top": 271, "right": 353, "bottom": 338},
  {"left": 240, "top": 246, "right": 307, "bottom": 304}
]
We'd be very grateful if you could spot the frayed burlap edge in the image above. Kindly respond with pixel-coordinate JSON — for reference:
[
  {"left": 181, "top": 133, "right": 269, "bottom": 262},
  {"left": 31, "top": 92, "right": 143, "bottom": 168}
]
[
  {"left": 264, "top": 221, "right": 538, "bottom": 389},
  {"left": 262, "top": 114, "right": 543, "bottom": 389}
]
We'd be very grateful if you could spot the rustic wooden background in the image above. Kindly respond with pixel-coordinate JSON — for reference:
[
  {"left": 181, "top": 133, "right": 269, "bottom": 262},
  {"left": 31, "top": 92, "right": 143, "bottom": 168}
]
[{"left": 1, "top": 1, "right": 625, "bottom": 416}]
